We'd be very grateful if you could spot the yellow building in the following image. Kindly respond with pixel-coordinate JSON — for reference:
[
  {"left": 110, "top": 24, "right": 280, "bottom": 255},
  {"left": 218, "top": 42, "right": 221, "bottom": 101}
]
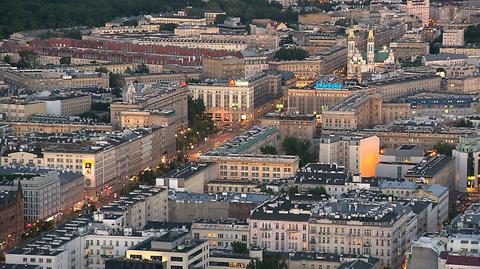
[{"left": 0, "top": 101, "right": 46, "bottom": 121}]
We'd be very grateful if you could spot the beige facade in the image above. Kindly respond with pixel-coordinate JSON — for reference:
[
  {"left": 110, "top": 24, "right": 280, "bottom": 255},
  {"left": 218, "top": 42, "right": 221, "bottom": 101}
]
[
  {"left": 2, "top": 151, "right": 44, "bottom": 167},
  {"left": 199, "top": 154, "right": 299, "bottom": 183},
  {"left": 110, "top": 86, "right": 188, "bottom": 129},
  {"left": 1, "top": 70, "right": 109, "bottom": 91},
  {"left": 120, "top": 72, "right": 201, "bottom": 87},
  {"left": 389, "top": 41, "right": 430, "bottom": 59},
  {"left": 192, "top": 219, "right": 249, "bottom": 250},
  {"left": 6, "top": 121, "right": 113, "bottom": 137},
  {"left": 259, "top": 114, "right": 317, "bottom": 145},
  {"left": 381, "top": 103, "right": 412, "bottom": 124},
  {"left": 287, "top": 88, "right": 354, "bottom": 115},
  {"left": 207, "top": 180, "right": 260, "bottom": 194},
  {"left": 446, "top": 76, "right": 480, "bottom": 94},
  {"left": 174, "top": 26, "right": 220, "bottom": 37},
  {"left": 321, "top": 94, "right": 382, "bottom": 131},
  {"left": 119, "top": 110, "right": 177, "bottom": 129},
  {"left": 45, "top": 95, "right": 91, "bottom": 116},
  {"left": 135, "top": 38, "right": 248, "bottom": 52},
  {"left": 309, "top": 213, "right": 409, "bottom": 268},
  {"left": 189, "top": 73, "right": 281, "bottom": 123},
  {"left": 0, "top": 101, "right": 46, "bottom": 121},
  {"left": 202, "top": 56, "right": 245, "bottom": 79},
  {"left": 443, "top": 29, "right": 465, "bottom": 46},
  {"left": 440, "top": 46, "right": 480, "bottom": 57},
  {"left": 319, "top": 135, "right": 380, "bottom": 177},
  {"left": 269, "top": 48, "right": 346, "bottom": 83},
  {"left": 368, "top": 75, "right": 442, "bottom": 102}
]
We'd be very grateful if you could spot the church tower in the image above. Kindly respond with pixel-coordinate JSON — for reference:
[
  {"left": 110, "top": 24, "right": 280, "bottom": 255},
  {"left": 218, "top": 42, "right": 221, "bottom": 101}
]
[
  {"left": 367, "top": 28, "right": 375, "bottom": 67},
  {"left": 348, "top": 28, "right": 356, "bottom": 59}
]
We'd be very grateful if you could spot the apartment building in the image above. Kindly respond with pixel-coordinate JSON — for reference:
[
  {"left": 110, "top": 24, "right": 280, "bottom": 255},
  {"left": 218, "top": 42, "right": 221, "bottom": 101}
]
[
  {"left": 406, "top": 0, "right": 430, "bottom": 24},
  {"left": 199, "top": 153, "right": 299, "bottom": 183},
  {"left": 111, "top": 83, "right": 188, "bottom": 129},
  {"left": 206, "top": 180, "right": 260, "bottom": 194},
  {"left": 1, "top": 69, "right": 109, "bottom": 91},
  {"left": 452, "top": 135, "right": 480, "bottom": 193},
  {"left": 0, "top": 167, "right": 84, "bottom": 221},
  {"left": 1, "top": 127, "right": 175, "bottom": 197},
  {"left": 192, "top": 219, "right": 249, "bottom": 250},
  {"left": 209, "top": 126, "right": 279, "bottom": 155},
  {"left": 260, "top": 113, "right": 317, "bottom": 145},
  {"left": 357, "top": 125, "right": 474, "bottom": 149},
  {"left": 447, "top": 76, "right": 480, "bottom": 94},
  {"left": 5, "top": 217, "right": 91, "bottom": 269},
  {"left": 157, "top": 162, "right": 217, "bottom": 193},
  {"left": 119, "top": 109, "right": 178, "bottom": 129},
  {"left": 202, "top": 56, "right": 245, "bottom": 79},
  {"left": 120, "top": 72, "right": 201, "bottom": 87},
  {"left": 136, "top": 37, "right": 248, "bottom": 52},
  {"left": 443, "top": 29, "right": 464, "bottom": 46},
  {"left": 318, "top": 134, "right": 380, "bottom": 177},
  {"left": 0, "top": 101, "right": 46, "bottom": 121},
  {"left": 125, "top": 231, "right": 209, "bottom": 269},
  {"left": 287, "top": 83, "right": 356, "bottom": 115},
  {"left": 96, "top": 186, "right": 168, "bottom": 230},
  {"left": 321, "top": 93, "right": 382, "bottom": 131},
  {"left": 249, "top": 197, "right": 311, "bottom": 252},
  {"left": 308, "top": 201, "right": 411, "bottom": 268},
  {"left": 44, "top": 95, "right": 91, "bottom": 116},
  {"left": 82, "top": 230, "right": 149, "bottom": 269},
  {"left": 0, "top": 185, "right": 23, "bottom": 253},
  {"left": 269, "top": 47, "right": 347, "bottom": 84},
  {"left": 5, "top": 115, "right": 113, "bottom": 137},
  {"left": 188, "top": 73, "right": 282, "bottom": 123}
]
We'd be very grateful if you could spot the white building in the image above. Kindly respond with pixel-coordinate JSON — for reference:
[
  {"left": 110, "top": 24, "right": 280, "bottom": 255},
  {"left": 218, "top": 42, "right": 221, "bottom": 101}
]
[
  {"left": 443, "top": 29, "right": 465, "bottom": 47},
  {"left": 319, "top": 134, "right": 380, "bottom": 177},
  {"left": 452, "top": 135, "right": 480, "bottom": 193}
]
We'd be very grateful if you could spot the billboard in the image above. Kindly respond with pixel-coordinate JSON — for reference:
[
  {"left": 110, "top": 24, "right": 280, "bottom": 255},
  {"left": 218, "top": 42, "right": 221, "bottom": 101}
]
[{"left": 82, "top": 160, "right": 95, "bottom": 187}]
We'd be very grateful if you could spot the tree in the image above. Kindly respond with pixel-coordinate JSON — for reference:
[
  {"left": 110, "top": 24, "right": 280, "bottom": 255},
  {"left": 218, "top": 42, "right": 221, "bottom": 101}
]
[
  {"left": 260, "top": 145, "right": 278, "bottom": 155},
  {"left": 274, "top": 47, "right": 309, "bottom": 61},
  {"left": 214, "top": 14, "right": 227, "bottom": 25},
  {"left": 282, "top": 137, "right": 316, "bottom": 166},
  {"left": 79, "top": 111, "right": 98, "bottom": 121},
  {"left": 109, "top": 73, "right": 123, "bottom": 89},
  {"left": 16, "top": 50, "right": 38, "bottom": 69},
  {"left": 231, "top": 241, "right": 248, "bottom": 254},
  {"left": 92, "top": 102, "right": 110, "bottom": 111},
  {"left": 59, "top": 56, "right": 71, "bottom": 65},
  {"left": 400, "top": 56, "right": 423, "bottom": 67},
  {"left": 465, "top": 25, "right": 480, "bottom": 43},
  {"left": 308, "top": 187, "right": 327, "bottom": 198},
  {"left": 454, "top": 118, "right": 473, "bottom": 128},
  {"left": 161, "top": 23, "right": 177, "bottom": 32},
  {"left": 135, "top": 63, "right": 149, "bottom": 74},
  {"left": 247, "top": 253, "right": 287, "bottom": 269},
  {"left": 2, "top": 55, "right": 12, "bottom": 64},
  {"left": 433, "top": 142, "right": 455, "bottom": 156},
  {"left": 95, "top": 67, "right": 109, "bottom": 74}
]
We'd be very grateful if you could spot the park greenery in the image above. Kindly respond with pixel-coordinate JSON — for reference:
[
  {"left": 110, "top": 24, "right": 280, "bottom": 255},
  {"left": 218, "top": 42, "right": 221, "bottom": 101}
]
[
  {"left": 260, "top": 145, "right": 278, "bottom": 155},
  {"left": 465, "top": 24, "right": 480, "bottom": 43},
  {"left": 0, "top": 0, "right": 297, "bottom": 39},
  {"left": 176, "top": 96, "right": 217, "bottom": 153},
  {"left": 282, "top": 137, "right": 317, "bottom": 166},
  {"left": 274, "top": 47, "right": 309, "bottom": 61},
  {"left": 433, "top": 141, "right": 456, "bottom": 156},
  {"left": 247, "top": 252, "right": 288, "bottom": 269}
]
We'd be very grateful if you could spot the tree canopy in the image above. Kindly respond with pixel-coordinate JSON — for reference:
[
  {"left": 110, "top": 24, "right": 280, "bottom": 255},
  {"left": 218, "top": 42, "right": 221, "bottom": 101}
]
[
  {"left": 433, "top": 142, "right": 455, "bottom": 156},
  {"left": 465, "top": 24, "right": 480, "bottom": 43},
  {"left": 0, "top": 0, "right": 297, "bottom": 39},
  {"left": 274, "top": 47, "right": 309, "bottom": 61},
  {"left": 282, "top": 137, "right": 316, "bottom": 166},
  {"left": 260, "top": 145, "right": 278, "bottom": 155}
]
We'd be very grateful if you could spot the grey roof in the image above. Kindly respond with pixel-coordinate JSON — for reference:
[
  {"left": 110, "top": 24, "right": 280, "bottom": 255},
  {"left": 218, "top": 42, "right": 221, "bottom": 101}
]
[
  {"left": 379, "top": 181, "right": 417, "bottom": 190},
  {"left": 424, "top": 53, "right": 468, "bottom": 61}
]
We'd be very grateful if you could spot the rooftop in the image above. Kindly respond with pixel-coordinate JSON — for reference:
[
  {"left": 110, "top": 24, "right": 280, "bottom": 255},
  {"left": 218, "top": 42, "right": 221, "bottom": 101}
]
[{"left": 406, "top": 155, "right": 454, "bottom": 178}]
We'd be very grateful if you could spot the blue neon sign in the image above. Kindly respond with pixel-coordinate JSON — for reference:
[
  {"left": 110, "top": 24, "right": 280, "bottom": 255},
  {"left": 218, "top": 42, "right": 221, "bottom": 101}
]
[{"left": 314, "top": 82, "right": 343, "bottom": 89}]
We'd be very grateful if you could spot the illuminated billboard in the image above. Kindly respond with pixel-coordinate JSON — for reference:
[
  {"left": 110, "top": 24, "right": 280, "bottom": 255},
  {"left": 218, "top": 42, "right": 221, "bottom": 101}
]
[
  {"left": 314, "top": 82, "right": 343, "bottom": 89},
  {"left": 82, "top": 160, "right": 95, "bottom": 187}
]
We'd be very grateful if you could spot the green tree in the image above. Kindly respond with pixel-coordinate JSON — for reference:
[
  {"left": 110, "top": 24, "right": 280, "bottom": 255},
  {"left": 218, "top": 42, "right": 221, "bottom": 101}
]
[
  {"left": 308, "top": 187, "right": 327, "bottom": 198},
  {"left": 92, "top": 102, "right": 110, "bottom": 111},
  {"left": 3, "top": 55, "right": 12, "bottom": 64},
  {"left": 231, "top": 241, "right": 248, "bottom": 254},
  {"left": 455, "top": 118, "right": 473, "bottom": 128},
  {"left": 274, "top": 47, "right": 309, "bottom": 61},
  {"left": 433, "top": 142, "right": 455, "bottom": 156},
  {"left": 95, "top": 67, "right": 109, "bottom": 74},
  {"left": 135, "top": 63, "right": 149, "bottom": 74},
  {"left": 161, "top": 23, "right": 177, "bottom": 32},
  {"left": 465, "top": 25, "right": 480, "bottom": 43},
  {"left": 247, "top": 253, "right": 287, "bottom": 269},
  {"left": 109, "top": 73, "right": 123, "bottom": 89},
  {"left": 260, "top": 145, "right": 278, "bottom": 155},
  {"left": 59, "top": 56, "right": 71, "bottom": 65},
  {"left": 282, "top": 137, "right": 316, "bottom": 166},
  {"left": 16, "top": 50, "right": 38, "bottom": 69},
  {"left": 79, "top": 111, "right": 98, "bottom": 121}
]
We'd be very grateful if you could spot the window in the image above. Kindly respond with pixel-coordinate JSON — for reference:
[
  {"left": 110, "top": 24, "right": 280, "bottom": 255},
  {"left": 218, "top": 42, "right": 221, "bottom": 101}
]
[{"left": 171, "top": 256, "right": 184, "bottom": 262}]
